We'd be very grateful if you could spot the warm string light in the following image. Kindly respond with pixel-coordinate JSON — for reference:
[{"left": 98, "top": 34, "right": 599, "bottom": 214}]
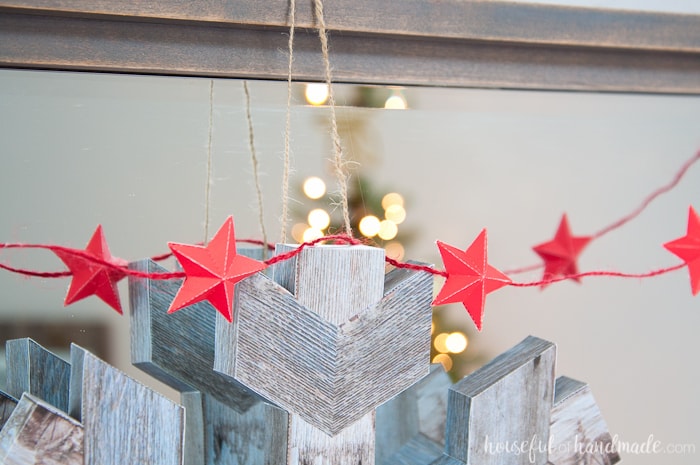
[
  {"left": 298, "top": 176, "right": 408, "bottom": 258},
  {"left": 384, "top": 89, "right": 408, "bottom": 110},
  {"left": 305, "top": 83, "right": 330, "bottom": 106},
  {"left": 431, "top": 331, "right": 469, "bottom": 372}
]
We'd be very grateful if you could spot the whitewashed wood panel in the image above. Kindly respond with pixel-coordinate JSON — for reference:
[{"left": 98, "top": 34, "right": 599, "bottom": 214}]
[
  {"left": 0, "top": 392, "right": 83, "bottom": 465},
  {"left": 288, "top": 412, "right": 375, "bottom": 465},
  {"left": 548, "top": 376, "right": 620, "bottom": 465},
  {"left": 215, "top": 245, "right": 433, "bottom": 436},
  {"left": 437, "top": 336, "right": 556, "bottom": 465},
  {"left": 70, "top": 344, "right": 184, "bottom": 465}
]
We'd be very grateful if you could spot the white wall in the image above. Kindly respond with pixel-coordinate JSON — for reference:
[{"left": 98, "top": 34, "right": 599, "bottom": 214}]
[{"left": 1, "top": 69, "right": 699, "bottom": 463}]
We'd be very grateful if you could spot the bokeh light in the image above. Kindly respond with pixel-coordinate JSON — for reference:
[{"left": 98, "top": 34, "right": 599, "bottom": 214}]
[
  {"left": 305, "top": 83, "right": 329, "bottom": 106},
  {"left": 291, "top": 223, "right": 308, "bottom": 243},
  {"left": 303, "top": 177, "right": 326, "bottom": 199},
  {"left": 432, "top": 353, "right": 453, "bottom": 371},
  {"left": 378, "top": 220, "right": 398, "bottom": 240},
  {"left": 384, "top": 241, "right": 405, "bottom": 261},
  {"left": 433, "top": 332, "right": 449, "bottom": 353},
  {"left": 381, "top": 192, "right": 404, "bottom": 209},
  {"left": 308, "top": 209, "right": 330, "bottom": 230},
  {"left": 385, "top": 204, "right": 406, "bottom": 224},
  {"left": 384, "top": 93, "right": 408, "bottom": 110},
  {"left": 445, "top": 332, "right": 468, "bottom": 354},
  {"left": 359, "top": 215, "right": 381, "bottom": 237},
  {"left": 302, "top": 227, "right": 324, "bottom": 243}
]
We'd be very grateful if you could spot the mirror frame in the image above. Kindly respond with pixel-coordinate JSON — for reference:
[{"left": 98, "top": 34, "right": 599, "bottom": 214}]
[{"left": 1, "top": 0, "right": 699, "bottom": 94}]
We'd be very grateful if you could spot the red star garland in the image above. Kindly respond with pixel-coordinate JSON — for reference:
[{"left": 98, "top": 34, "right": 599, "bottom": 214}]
[
  {"left": 533, "top": 214, "right": 592, "bottom": 286},
  {"left": 53, "top": 225, "right": 128, "bottom": 314},
  {"left": 433, "top": 230, "right": 511, "bottom": 331},
  {"left": 167, "top": 216, "right": 267, "bottom": 322},
  {"left": 664, "top": 206, "right": 700, "bottom": 296}
]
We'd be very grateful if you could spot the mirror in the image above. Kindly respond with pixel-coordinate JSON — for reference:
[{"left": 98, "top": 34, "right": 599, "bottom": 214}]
[{"left": 1, "top": 68, "right": 699, "bottom": 461}]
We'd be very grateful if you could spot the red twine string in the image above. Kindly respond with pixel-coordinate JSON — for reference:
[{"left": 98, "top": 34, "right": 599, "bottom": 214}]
[
  {"left": 149, "top": 238, "right": 276, "bottom": 262},
  {"left": 3, "top": 146, "right": 698, "bottom": 288},
  {"left": 0, "top": 236, "right": 690, "bottom": 290},
  {"left": 503, "top": 150, "right": 700, "bottom": 276},
  {"left": 508, "top": 263, "right": 686, "bottom": 288},
  {"left": 385, "top": 256, "right": 448, "bottom": 278},
  {"left": 592, "top": 151, "right": 700, "bottom": 239},
  {"left": 264, "top": 234, "right": 364, "bottom": 266},
  {"left": 0, "top": 262, "right": 72, "bottom": 278}
]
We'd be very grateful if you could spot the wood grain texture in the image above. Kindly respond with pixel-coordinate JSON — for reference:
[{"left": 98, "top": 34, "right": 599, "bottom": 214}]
[
  {"left": 383, "top": 435, "right": 444, "bottom": 465},
  {"left": 376, "top": 364, "right": 451, "bottom": 465},
  {"left": 215, "top": 245, "right": 433, "bottom": 435},
  {"left": 129, "top": 258, "right": 261, "bottom": 412},
  {"left": 70, "top": 344, "right": 184, "bottom": 465},
  {"left": 2, "top": 0, "right": 698, "bottom": 51},
  {"left": 0, "top": 391, "right": 18, "bottom": 429},
  {"left": 5, "top": 338, "right": 71, "bottom": 413},
  {"left": 438, "top": 336, "right": 556, "bottom": 465},
  {"left": 0, "top": 2, "right": 699, "bottom": 93},
  {"left": 182, "top": 391, "right": 288, "bottom": 465},
  {"left": 0, "top": 392, "right": 83, "bottom": 465},
  {"left": 130, "top": 252, "right": 288, "bottom": 464},
  {"left": 547, "top": 376, "right": 620, "bottom": 465},
  {"left": 288, "top": 412, "right": 375, "bottom": 465}
]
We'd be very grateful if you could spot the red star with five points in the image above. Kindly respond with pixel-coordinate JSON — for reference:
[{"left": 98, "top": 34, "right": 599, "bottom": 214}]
[
  {"left": 664, "top": 206, "right": 700, "bottom": 296},
  {"left": 533, "top": 214, "right": 592, "bottom": 286},
  {"left": 53, "top": 225, "right": 128, "bottom": 314},
  {"left": 433, "top": 230, "right": 511, "bottom": 331},
  {"left": 167, "top": 216, "right": 267, "bottom": 322}
]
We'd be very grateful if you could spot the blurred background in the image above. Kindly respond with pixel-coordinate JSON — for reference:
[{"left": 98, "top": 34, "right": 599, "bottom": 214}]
[{"left": 1, "top": 1, "right": 699, "bottom": 463}]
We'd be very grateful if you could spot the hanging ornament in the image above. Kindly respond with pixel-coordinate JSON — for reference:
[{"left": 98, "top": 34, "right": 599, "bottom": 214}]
[
  {"left": 533, "top": 214, "right": 592, "bottom": 286},
  {"left": 167, "top": 216, "right": 267, "bottom": 322},
  {"left": 664, "top": 206, "right": 700, "bottom": 296},
  {"left": 433, "top": 230, "right": 511, "bottom": 331},
  {"left": 53, "top": 225, "right": 127, "bottom": 314}
]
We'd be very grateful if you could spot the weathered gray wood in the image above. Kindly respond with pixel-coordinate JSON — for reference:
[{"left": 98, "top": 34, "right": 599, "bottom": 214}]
[
  {"left": 376, "top": 364, "right": 451, "bottom": 465},
  {"left": 215, "top": 245, "right": 433, "bottom": 436},
  {"left": 5, "top": 338, "right": 71, "bottom": 413},
  {"left": 129, "top": 258, "right": 260, "bottom": 412},
  {"left": 288, "top": 413, "right": 375, "bottom": 465},
  {"left": 384, "top": 435, "right": 444, "bottom": 465},
  {"left": 181, "top": 391, "right": 288, "bottom": 465},
  {"left": 0, "top": 391, "right": 18, "bottom": 429},
  {"left": 414, "top": 364, "right": 452, "bottom": 445},
  {"left": 0, "top": 1, "right": 699, "bottom": 93},
  {"left": 130, "top": 251, "right": 290, "bottom": 464},
  {"left": 277, "top": 245, "right": 382, "bottom": 464},
  {"left": 435, "top": 336, "right": 556, "bottom": 465},
  {"left": 0, "top": 392, "right": 83, "bottom": 465},
  {"left": 1, "top": 0, "right": 698, "bottom": 51},
  {"left": 70, "top": 344, "right": 184, "bottom": 465},
  {"left": 547, "top": 376, "right": 620, "bottom": 465}
]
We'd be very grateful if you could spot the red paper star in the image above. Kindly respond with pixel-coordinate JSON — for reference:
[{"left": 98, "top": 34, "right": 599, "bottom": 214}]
[
  {"left": 533, "top": 214, "right": 592, "bottom": 286},
  {"left": 664, "top": 206, "right": 700, "bottom": 296},
  {"left": 53, "top": 225, "right": 128, "bottom": 313},
  {"left": 167, "top": 216, "right": 267, "bottom": 322},
  {"left": 433, "top": 230, "right": 511, "bottom": 331}
]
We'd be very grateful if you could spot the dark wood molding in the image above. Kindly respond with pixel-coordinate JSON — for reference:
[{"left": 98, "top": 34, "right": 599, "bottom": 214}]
[{"left": 1, "top": 1, "right": 699, "bottom": 93}]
